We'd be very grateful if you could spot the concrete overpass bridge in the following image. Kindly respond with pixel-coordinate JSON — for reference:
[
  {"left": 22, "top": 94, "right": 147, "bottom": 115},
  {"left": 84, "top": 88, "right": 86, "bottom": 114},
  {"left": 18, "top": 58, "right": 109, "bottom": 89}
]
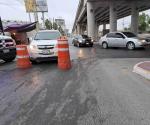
[{"left": 72, "top": 0, "right": 150, "bottom": 40}]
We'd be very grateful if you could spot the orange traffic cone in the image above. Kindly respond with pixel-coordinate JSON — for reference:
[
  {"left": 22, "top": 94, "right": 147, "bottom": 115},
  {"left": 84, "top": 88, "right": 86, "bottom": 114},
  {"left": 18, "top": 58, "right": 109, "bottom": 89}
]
[
  {"left": 16, "top": 45, "right": 31, "bottom": 68},
  {"left": 57, "top": 36, "right": 71, "bottom": 70}
]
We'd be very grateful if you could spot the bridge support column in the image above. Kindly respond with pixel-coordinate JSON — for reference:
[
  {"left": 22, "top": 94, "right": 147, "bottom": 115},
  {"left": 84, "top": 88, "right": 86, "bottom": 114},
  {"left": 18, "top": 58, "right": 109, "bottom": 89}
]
[
  {"left": 103, "top": 23, "right": 106, "bottom": 30},
  {"left": 95, "top": 22, "right": 99, "bottom": 41},
  {"left": 77, "top": 24, "right": 81, "bottom": 34},
  {"left": 109, "top": 2, "right": 117, "bottom": 32},
  {"left": 83, "top": 25, "right": 86, "bottom": 34},
  {"left": 74, "top": 27, "right": 77, "bottom": 34},
  {"left": 87, "top": 2, "right": 96, "bottom": 40},
  {"left": 80, "top": 25, "right": 85, "bottom": 34},
  {"left": 131, "top": 3, "right": 139, "bottom": 35}
]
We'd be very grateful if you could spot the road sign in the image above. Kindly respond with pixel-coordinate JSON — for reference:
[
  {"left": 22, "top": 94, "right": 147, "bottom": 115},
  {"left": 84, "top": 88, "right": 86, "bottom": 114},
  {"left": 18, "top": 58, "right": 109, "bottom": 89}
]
[{"left": 24, "top": 0, "right": 48, "bottom": 13}]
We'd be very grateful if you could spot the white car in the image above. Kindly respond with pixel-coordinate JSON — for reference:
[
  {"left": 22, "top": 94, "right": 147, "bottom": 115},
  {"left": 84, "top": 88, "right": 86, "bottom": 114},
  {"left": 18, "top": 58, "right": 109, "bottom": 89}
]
[
  {"left": 28, "top": 30, "right": 61, "bottom": 63},
  {"left": 99, "top": 32, "right": 149, "bottom": 50},
  {"left": 0, "top": 35, "right": 16, "bottom": 62}
]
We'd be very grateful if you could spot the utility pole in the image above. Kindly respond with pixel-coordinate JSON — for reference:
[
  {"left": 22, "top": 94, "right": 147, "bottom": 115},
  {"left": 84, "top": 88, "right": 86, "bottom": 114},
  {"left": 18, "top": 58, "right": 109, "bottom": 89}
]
[
  {"left": 28, "top": 13, "right": 31, "bottom": 22},
  {"left": 122, "top": 18, "right": 125, "bottom": 30},
  {"left": 42, "top": 12, "right": 45, "bottom": 28},
  {"left": 34, "top": 0, "right": 39, "bottom": 31},
  {"left": 0, "top": 17, "right": 5, "bottom": 35}
]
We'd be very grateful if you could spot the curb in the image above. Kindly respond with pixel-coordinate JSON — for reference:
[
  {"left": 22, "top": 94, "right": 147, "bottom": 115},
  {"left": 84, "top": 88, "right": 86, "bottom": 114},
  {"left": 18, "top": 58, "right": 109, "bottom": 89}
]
[{"left": 133, "top": 61, "right": 150, "bottom": 80}]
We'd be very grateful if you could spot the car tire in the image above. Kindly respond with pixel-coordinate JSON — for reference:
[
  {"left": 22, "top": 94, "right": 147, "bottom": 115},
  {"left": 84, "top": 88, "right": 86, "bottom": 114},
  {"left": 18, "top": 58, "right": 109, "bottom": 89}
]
[
  {"left": 90, "top": 44, "right": 93, "bottom": 47},
  {"left": 102, "top": 42, "right": 108, "bottom": 49},
  {"left": 77, "top": 43, "right": 81, "bottom": 47},
  {"left": 30, "top": 60, "right": 38, "bottom": 64},
  {"left": 3, "top": 56, "right": 16, "bottom": 62},
  {"left": 127, "top": 42, "right": 135, "bottom": 50}
]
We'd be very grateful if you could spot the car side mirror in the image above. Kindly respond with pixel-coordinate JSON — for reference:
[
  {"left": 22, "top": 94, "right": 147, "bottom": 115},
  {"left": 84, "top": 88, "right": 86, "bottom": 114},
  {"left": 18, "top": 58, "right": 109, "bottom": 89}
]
[
  {"left": 28, "top": 37, "right": 33, "bottom": 44},
  {"left": 29, "top": 37, "right": 33, "bottom": 41}
]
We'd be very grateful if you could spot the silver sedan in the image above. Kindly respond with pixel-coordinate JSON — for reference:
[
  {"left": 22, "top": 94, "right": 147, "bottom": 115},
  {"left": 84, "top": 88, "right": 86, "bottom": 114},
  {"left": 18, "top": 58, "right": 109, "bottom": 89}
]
[{"left": 99, "top": 32, "right": 149, "bottom": 50}]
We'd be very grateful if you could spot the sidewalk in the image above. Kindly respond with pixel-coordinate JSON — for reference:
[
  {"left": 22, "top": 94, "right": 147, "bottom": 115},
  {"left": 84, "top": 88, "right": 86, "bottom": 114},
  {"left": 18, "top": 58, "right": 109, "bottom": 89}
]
[{"left": 133, "top": 61, "right": 150, "bottom": 80}]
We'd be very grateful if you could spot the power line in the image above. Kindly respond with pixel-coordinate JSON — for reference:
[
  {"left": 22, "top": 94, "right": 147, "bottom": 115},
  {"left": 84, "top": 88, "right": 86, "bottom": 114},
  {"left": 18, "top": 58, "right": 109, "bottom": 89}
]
[
  {"left": 15, "top": 0, "right": 24, "bottom": 5},
  {"left": 0, "top": 2, "right": 19, "bottom": 6}
]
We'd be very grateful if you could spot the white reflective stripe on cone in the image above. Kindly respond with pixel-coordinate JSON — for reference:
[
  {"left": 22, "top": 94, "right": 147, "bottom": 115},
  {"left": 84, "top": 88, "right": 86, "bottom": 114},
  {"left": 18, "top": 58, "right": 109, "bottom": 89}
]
[
  {"left": 58, "top": 48, "right": 69, "bottom": 51},
  {"left": 16, "top": 48, "right": 26, "bottom": 50},
  {"left": 58, "top": 41, "right": 68, "bottom": 44},
  {"left": 17, "top": 55, "right": 29, "bottom": 59}
]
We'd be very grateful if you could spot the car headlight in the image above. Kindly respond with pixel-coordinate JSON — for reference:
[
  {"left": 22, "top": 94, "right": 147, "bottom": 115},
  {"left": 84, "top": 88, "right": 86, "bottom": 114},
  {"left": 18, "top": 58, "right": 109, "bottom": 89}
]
[
  {"left": 141, "top": 40, "right": 146, "bottom": 43},
  {"left": 139, "top": 40, "right": 146, "bottom": 43},
  {"left": 79, "top": 40, "right": 82, "bottom": 43},
  {"left": 30, "top": 45, "right": 38, "bottom": 50}
]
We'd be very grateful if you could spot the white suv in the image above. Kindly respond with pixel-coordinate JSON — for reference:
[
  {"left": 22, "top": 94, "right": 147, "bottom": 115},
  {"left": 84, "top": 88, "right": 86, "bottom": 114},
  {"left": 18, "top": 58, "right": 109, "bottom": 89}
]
[
  {"left": 28, "top": 30, "right": 61, "bottom": 63},
  {"left": 0, "top": 35, "right": 16, "bottom": 62}
]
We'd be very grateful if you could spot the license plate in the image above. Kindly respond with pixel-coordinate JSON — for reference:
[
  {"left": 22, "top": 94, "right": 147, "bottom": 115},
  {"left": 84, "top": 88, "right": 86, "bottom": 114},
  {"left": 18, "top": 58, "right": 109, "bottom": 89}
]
[
  {"left": 3, "top": 49, "right": 10, "bottom": 53},
  {"left": 42, "top": 50, "right": 50, "bottom": 54},
  {"left": 42, "top": 50, "right": 54, "bottom": 55},
  {"left": 86, "top": 43, "right": 89, "bottom": 45}
]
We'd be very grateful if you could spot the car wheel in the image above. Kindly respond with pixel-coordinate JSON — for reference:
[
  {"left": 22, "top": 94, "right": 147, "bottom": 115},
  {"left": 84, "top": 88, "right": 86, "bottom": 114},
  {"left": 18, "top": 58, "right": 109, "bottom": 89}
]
[
  {"left": 90, "top": 44, "right": 93, "bottom": 47},
  {"left": 102, "top": 42, "right": 108, "bottom": 49},
  {"left": 3, "top": 56, "right": 16, "bottom": 62},
  {"left": 77, "top": 43, "right": 80, "bottom": 47},
  {"left": 30, "top": 60, "right": 38, "bottom": 64},
  {"left": 127, "top": 42, "right": 135, "bottom": 50}
]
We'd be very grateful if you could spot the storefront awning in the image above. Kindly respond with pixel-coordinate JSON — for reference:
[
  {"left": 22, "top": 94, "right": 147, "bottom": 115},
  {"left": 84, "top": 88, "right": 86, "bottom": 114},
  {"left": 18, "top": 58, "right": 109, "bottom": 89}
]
[{"left": 4, "top": 22, "right": 37, "bottom": 33}]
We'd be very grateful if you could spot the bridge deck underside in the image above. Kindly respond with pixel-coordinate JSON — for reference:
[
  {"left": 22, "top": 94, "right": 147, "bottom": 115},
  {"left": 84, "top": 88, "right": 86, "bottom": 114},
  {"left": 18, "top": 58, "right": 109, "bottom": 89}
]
[{"left": 80, "top": 0, "right": 150, "bottom": 25}]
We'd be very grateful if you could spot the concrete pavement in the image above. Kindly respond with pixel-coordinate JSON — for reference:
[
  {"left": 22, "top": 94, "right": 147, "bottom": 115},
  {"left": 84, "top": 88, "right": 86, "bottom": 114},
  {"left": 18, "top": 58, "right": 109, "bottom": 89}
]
[{"left": 1, "top": 44, "right": 150, "bottom": 125}]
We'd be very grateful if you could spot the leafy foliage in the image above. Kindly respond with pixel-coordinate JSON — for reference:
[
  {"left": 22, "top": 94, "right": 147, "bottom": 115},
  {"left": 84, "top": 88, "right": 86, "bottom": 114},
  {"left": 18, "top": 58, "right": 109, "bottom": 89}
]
[
  {"left": 45, "top": 19, "right": 52, "bottom": 30},
  {"left": 139, "top": 13, "right": 150, "bottom": 32},
  {"left": 52, "top": 22, "right": 58, "bottom": 30},
  {"left": 45, "top": 19, "right": 65, "bottom": 35}
]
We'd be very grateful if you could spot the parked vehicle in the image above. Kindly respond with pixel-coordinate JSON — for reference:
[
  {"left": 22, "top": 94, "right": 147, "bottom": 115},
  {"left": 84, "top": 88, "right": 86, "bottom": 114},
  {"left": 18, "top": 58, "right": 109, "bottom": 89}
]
[
  {"left": 28, "top": 30, "right": 61, "bottom": 63},
  {"left": 99, "top": 32, "right": 149, "bottom": 50},
  {"left": 72, "top": 35, "right": 93, "bottom": 47},
  {"left": 0, "top": 35, "right": 16, "bottom": 62}
]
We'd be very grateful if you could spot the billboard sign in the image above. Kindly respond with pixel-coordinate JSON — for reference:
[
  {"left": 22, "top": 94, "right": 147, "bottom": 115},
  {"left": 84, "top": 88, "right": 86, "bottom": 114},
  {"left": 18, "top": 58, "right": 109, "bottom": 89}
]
[
  {"left": 36, "top": 0, "right": 48, "bottom": 12},
  {"left": 24, "top": 0, "right": 48, "bottom": 12}
]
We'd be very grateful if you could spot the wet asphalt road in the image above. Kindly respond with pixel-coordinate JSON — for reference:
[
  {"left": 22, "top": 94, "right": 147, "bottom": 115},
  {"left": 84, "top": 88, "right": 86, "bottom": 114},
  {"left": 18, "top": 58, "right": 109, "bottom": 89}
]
[{"left": 1, "top": 42, "right": 150, "bottom": 125}]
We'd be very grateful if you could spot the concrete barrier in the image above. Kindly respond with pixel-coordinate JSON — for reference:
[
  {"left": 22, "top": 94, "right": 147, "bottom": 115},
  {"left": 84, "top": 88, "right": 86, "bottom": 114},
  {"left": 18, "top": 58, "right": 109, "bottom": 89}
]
[{"left": 133, "top": 61, "right": 150, "bottom": 80}]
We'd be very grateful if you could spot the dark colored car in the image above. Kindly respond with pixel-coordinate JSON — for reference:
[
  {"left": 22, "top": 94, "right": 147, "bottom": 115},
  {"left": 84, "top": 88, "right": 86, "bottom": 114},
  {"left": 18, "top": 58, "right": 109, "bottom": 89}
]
[
  {"left": 72, "top": 35, "right": 93, "bottom": 47},
  {"left": 0, "top": 35, "right": 16, "bottom": 62}
]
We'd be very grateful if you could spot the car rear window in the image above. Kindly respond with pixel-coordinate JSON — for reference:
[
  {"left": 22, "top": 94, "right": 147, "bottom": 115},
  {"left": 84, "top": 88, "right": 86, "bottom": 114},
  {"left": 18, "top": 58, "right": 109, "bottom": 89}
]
[
  {"left": 82, "top": 35, "right": 88, "bottom": 38},
  {"left": 107, "top": 33, "right": 115, "bottom": 38},
  {"left": 122, "top": 32, "right": 136, "bottom": 38}
]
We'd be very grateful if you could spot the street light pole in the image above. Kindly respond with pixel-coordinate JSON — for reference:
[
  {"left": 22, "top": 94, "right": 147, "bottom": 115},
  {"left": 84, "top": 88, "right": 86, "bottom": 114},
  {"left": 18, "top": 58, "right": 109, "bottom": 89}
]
[
  {"left": 34, "top": 0, "right": 39, "bottom": 31},
  {"left": 28, "top": 13, "right": 31, "bottom": 22},
  {"left": 42, "top": 12, "right": 45, "bottom": 28},
  {"left": 0, "top": 17, "right": 5, "bottom": 35}
]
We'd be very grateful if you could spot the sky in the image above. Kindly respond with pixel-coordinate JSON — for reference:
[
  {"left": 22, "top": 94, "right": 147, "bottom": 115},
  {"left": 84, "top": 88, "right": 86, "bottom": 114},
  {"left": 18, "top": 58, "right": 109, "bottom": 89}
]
[
  {"left": 0, "top": 0, "right": 79, "bottom": 32},
  {"left": 0, "top": 0, "right": 149, "bottom": 32}
]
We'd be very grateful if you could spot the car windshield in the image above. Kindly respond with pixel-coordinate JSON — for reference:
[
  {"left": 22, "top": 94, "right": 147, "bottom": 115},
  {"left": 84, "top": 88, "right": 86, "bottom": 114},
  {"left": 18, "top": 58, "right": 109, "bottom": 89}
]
[
  {"left": 122, "top": 32, "right": 137, "bottom": 38},
  {"left": 82, "top": 35, "right": 88, "bottom": 38},
  {"left": 76, "top": 35, "right": 82, "bottom": 39},
  {"left": 34, "top": 31, "right": 61, "bottom": 40}
]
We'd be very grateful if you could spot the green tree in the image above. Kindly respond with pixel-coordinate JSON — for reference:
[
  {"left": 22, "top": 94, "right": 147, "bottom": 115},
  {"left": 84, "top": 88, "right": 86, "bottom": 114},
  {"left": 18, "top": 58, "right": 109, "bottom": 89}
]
[
  {"left": 53, "top": 22, "right": 58, "bottom": 30},
  {"left": 124, "top": 27, "right": 130, "bottom": 31},
  {"left": 139, "top": 13, "right": 150, "bottom": 32},
  {"left": 45, "top": 19, "right": 52, "bottom": 30},
  {"left": 58, "top": 25, "right": 65, "bottom": 35}
]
